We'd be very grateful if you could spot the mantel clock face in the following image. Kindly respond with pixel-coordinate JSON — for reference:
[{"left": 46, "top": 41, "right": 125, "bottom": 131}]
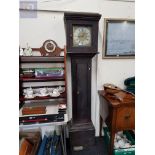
[
  {"left": 44, "top": 40, "right": 56, "bottom": 53},
  {"left": 73, "top": 26, "right": 91, "bottom": 47}
]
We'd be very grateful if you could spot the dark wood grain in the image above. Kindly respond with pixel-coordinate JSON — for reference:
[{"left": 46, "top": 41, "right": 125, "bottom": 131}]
[
  {"left": 20, "top": 56, "right": 64, "bottom": 63},
  {"left": 71, "top": 57, "right": 91, "bottom": 123}
]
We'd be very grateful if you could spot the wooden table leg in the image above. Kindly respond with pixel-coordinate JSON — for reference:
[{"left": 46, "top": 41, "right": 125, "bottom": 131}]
[
  {"left": 100, "top": 116, "right": 103, "bottom": 137},
  {"left": 109, "top": 130, "right": 115, "bottom": 155}
]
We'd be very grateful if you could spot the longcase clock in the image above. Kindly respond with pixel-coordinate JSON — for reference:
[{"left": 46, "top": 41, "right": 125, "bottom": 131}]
[{"left": 64, "top": 12, "right": 101, "bottom": 151}]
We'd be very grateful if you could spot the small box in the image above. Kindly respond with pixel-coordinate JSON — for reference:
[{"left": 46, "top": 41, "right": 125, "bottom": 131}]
[{"left": 35, "top": 68, "right": 64, "bottom": 78}]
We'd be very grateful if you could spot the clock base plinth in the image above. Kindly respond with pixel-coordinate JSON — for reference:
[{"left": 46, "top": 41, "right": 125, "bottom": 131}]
[{"left": 69, "top": 121, "right": 95, "bottom": 151}]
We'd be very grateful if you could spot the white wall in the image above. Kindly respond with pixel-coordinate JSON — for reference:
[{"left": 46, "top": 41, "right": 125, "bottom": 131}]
[
  {"left": 19, "top": 0, "right": 135, "bottom": 136},
  {"left": 96, "top": 0, "right": 135, "bottom": 135}
]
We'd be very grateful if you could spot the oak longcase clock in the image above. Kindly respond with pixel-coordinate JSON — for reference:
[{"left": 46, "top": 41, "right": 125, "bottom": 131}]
[{"left": 64, "top": 12, "right": 101, "bottom": 151}]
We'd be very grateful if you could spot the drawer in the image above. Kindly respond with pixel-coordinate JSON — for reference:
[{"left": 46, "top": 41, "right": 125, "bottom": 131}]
[{"left": 116, "top": 107, "right": 135, "bottom": 130}]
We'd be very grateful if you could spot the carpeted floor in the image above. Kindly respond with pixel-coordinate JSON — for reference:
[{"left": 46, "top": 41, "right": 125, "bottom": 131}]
[{"left": 67, "top": 137, "right": 108, "bottom": 155}]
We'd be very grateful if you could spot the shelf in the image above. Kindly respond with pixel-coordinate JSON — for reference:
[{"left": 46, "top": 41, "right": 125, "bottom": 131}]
[
  {"left": 20, "top": 76, "right": 65, "bottom": 82},
  {"left": 20, "top": 56, "right": 64, "bottom": 63},
  {"left": 19, "top": 114, "right": 68, "bottom": 128},
  {"left": 20, "top": 92, "right": 66, "bottom": 101},
  {"left": 19, "top": 104, "right": 59, "bottom": 117},
  {"left": 22, "top": 85, "right": 65, "bottom": 89},
  {"left": 19, "top": 103, "right": 68, "bottom": 128}
]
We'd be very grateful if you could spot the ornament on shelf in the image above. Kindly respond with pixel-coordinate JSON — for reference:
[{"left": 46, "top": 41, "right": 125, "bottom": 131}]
[
  {"left": 23, "top": 43, "right": 33, "bottom": 56},
  {"left": 19, "top": 46, "right": 24, "bottom": 56},
  {"left": 19, "top": 40, "right": 64, "bottom": 57}
]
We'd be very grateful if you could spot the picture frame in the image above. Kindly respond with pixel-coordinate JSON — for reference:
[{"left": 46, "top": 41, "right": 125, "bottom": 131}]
[{"left": 103, "top": 18, "right": 135, "bottom": 59}]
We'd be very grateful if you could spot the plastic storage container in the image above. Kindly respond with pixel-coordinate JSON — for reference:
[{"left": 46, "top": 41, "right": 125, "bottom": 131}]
[{"left": 103, "top": 127, "right": 135, "bottom": 155}]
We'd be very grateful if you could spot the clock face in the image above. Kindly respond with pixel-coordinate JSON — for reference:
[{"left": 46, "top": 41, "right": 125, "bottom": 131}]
[
  {"left": 73, "top": 26, "right": 91, "bottom": 47},
  {"left": 44, "top": 40, "right": 56, "bottom": 53}
]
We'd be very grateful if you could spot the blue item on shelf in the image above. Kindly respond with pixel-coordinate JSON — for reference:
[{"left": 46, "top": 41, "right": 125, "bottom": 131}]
[
  {"left": 37, "top": 135, "right": 48, "bottom": 155},
  {"left": 51, "top": 133, "right": 60, "bottom": 155},
  {"left": 44, "top": 136, "right": 52, "bottom": 155},
  {"left": 37, "top": 132, "right": 62, "bottom": 155}
]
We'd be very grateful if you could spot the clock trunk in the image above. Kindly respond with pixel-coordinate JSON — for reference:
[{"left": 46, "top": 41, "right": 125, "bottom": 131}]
[{"left": 72, "top": 56, "right": 91, "bottom": 123}]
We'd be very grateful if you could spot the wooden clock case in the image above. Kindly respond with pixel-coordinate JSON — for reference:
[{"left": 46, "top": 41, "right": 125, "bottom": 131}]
[{"left": 64, "top": 12, "right": 101, "bottom": 150}]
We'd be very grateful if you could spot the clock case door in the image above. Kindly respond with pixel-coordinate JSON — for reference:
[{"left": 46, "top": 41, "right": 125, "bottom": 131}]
[{"left": 71, "top": 56, "right": 91, "bottom": 124}]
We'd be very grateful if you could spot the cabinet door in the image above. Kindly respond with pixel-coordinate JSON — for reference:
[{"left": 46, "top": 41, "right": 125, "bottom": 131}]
[
  {"left": 116, "top": 106, "right": 135, "bottom": 130},
  {"left": 71, "top": 57, "right": 91, "bottom": 123}
]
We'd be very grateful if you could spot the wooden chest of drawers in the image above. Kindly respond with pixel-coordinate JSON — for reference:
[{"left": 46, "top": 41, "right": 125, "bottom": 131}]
[{"left": 99, "top": 90, "right": 135, "bottom": 155}]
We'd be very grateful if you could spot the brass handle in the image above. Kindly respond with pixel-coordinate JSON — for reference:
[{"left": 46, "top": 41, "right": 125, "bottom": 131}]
[{"left": 77, "top": 91, "right": 80, "bottom": 95}]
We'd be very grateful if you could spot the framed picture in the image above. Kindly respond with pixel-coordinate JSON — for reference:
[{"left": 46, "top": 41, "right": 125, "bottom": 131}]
[{"left": 103, "top": 18, "right": 135, "bottom": 59}]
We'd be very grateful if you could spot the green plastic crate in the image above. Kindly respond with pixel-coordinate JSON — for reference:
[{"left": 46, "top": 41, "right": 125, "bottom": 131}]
[{"left": 103, "top": 127, "right": 135, "bottom": 155}]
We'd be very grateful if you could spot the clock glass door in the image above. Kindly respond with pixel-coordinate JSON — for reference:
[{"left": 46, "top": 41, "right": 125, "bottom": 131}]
[{"left": 73, "top": 26, "right": 92, "bottom": 47}]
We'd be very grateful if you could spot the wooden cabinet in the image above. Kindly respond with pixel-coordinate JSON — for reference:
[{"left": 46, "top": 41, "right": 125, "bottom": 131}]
[{"left": 98, "top": 90, "right": 135, "bottom": 155}]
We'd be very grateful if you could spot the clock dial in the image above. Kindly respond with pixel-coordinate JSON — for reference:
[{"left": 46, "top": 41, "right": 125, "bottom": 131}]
[
  {"left": 73, "top": 26, "right": 91, "bottom": 47},
  {"left": 44, "top": 40, "right": 56, "bottom": 53}
]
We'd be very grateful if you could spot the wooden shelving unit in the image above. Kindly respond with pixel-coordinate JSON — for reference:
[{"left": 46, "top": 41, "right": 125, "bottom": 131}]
[
  {"left": 19, "top": 41, "right": 68, "bottom": 155},
  {"left": 19, "top": 47, "right": 67, "bottom": 111}
]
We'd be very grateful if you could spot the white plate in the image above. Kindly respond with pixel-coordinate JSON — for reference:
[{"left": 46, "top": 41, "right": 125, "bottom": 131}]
[
  {"left": 35, "top": 93, "right": 49, "bottom": 97},
  {"left": 49, "top": 93, "right": 60, "bottom": 97},
  {"left": 24, "top": 94, "right": 36, "bottom": 99}
]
